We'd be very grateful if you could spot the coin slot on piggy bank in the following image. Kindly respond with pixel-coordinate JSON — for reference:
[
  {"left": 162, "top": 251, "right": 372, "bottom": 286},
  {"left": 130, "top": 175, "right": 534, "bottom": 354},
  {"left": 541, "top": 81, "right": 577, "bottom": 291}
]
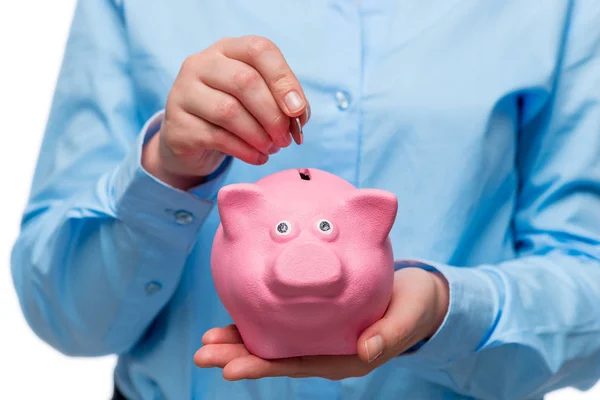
[
  {"left": 211, "top": 168, "right": 398, "bottom": 359},
  {"left": 298, "top": 168, "right": 311, "bottom": 180}
]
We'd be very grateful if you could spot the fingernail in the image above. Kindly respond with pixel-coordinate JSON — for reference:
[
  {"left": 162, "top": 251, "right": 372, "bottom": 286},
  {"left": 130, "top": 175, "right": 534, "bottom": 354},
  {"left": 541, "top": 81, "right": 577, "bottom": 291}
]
[
  {"left": 268, "top": 143, "right": 280, "bottom": 154},
  {"left": 284, "top": 90, "right": 305, "bottom": 113},
  {"left": 365, "top": 335, "right": 384, "bottom": 363},
  {"left": 257, "top": 153, "right": 269, "bottom": 164}
]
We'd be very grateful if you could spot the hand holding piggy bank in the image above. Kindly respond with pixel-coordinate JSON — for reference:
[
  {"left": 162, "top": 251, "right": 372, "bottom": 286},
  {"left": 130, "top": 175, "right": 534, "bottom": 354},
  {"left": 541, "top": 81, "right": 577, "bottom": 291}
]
[{"left": 211, "top": 168, "right": 398, "bottom": 359}]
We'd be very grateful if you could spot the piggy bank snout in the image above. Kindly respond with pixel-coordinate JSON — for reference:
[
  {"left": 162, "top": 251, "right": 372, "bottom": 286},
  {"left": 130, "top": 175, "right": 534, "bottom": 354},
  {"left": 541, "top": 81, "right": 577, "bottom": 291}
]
[{"left": 268, "top": 242, "right": 344, "bottom": 297}]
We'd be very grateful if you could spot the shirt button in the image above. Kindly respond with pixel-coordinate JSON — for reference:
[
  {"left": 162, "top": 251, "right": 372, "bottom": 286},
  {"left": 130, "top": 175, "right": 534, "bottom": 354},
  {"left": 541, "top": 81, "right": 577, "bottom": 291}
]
[
  {"left": 174, "top": 210, "right": 194, "bottom": 225},
  {"left": 335, "top": 91, "right": 351, "bottom": 110},
  {"left": 145, "top": 281, "right": 162, "bottom": 296}
]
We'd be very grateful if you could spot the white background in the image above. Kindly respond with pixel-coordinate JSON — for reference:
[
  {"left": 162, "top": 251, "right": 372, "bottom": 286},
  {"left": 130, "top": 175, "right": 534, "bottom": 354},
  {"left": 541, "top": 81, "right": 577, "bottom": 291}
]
[{"left": 0, "top": 2, "right": 597, "bottom": 399}]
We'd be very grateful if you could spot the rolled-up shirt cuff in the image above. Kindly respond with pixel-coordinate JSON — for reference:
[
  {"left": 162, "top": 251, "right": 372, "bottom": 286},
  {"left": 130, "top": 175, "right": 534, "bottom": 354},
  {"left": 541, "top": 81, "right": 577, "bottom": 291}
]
[{"left": 110, "top": 110, "right": 230, "bottom": 252}]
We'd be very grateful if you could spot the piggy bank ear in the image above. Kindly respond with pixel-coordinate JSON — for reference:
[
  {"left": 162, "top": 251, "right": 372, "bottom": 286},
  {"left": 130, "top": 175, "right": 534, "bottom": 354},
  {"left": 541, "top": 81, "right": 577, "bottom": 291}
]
[
  {"left": 341, "top": 189, "right": 398, "bottom": 243},
  {"left": 217, "top": 183, "right": 266, "bottom": 240}
]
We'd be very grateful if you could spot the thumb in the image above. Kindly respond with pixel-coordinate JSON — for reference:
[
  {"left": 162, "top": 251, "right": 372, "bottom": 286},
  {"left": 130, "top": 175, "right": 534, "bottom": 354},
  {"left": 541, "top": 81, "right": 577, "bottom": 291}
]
[
  {"left": 356, "top": 311, "right": 421, "bottom": 365},
  {"left": 356, "top": 280, "right": 432, "bottom": 364},
  {"left": 356, "top": 268, "right": 449, "bottom": 364}
]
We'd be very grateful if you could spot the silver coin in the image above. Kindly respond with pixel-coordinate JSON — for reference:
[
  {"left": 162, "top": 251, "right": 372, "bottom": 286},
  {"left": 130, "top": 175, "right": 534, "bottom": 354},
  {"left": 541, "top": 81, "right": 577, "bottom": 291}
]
[{"left": 291, "top": 117, "right": 303, "bottom": 145}]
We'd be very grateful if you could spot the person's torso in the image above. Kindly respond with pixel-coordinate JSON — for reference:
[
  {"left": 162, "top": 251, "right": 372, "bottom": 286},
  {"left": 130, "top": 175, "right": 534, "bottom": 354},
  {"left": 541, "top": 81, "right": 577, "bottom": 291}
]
[{"left": 114, "top": 0, "right": 570, "bottom": 398}]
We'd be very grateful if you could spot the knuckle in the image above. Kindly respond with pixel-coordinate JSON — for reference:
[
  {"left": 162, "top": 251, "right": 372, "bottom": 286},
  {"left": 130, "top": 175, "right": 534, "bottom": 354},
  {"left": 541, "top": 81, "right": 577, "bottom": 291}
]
[
  {"left": 214, "top": 97, "right": 241, "bottom": 121},
  {"left": 232, "top": 68, "right": 261, "bottom": 92},
  {"left": 246, "top": 35, "right": 276, "bottom": 58},
  {"left": 181, "top": 52, "right": 215, "bottom": 78},
  {"left": 215, "top": 36, "right": 232, "bottom": 48},
  {"left": 180, "top": 54, "right": 199, "bottom": 73},
  {"left": 210, "top": 39, "right": 227, "bottom": 56},
  {"left": 270, "top": 68, "right": 295, "bottom": 91}
]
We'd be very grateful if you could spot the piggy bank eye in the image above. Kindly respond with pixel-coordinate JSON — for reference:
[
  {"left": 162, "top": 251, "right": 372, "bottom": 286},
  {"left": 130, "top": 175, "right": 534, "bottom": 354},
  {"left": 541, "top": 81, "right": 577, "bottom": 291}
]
[
  {"left": 275, "top": 221, "right": 292, "bottom": 235},
  {"left": 317, "top": 219, "right": 333, "bottom": 234}
]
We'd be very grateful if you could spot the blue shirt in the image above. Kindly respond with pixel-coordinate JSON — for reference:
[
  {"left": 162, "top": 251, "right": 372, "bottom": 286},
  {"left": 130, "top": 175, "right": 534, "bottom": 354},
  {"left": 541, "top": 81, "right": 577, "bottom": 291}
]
[{"left": 11, "top": 1, "right": 600, "bottom": 399}]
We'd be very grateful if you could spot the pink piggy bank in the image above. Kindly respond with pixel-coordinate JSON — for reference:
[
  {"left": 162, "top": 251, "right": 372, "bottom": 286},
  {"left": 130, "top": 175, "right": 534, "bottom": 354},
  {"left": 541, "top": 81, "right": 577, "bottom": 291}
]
[{"left": 211, "top": 168, "right": 398, "bottom": 359}]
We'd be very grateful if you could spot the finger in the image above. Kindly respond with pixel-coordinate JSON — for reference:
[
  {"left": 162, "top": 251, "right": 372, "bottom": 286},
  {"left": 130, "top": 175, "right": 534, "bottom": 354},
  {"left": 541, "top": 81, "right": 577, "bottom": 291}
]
[
  {"left": 179, "top": 81, "right": 278, "bottom": 156},
  {"left": 219, "top": 36, "right": 309, "bottom": 117},
  {"left": 168, "top": 110, "right": 268, "bottom": 166},
  {"left": 202, "top": 324, "right": 243, "bottom": 345},
  {"left": 203, "top": 121, "right": 270, "bottom": 166},
  {"left": 194, "top": 344, "right": 249, "bottom": 368},
  {"left": 201, "top": 56, "right": 292, "bottom": 148},
  {"left": 223, "top": 354, "right": 370, "bottom": 381},
  {"left": 277, "top": 355, "right": 371, "bottom": 380},
  {"left": 222, "top": 354, "right": 274, "bottom": 380}
]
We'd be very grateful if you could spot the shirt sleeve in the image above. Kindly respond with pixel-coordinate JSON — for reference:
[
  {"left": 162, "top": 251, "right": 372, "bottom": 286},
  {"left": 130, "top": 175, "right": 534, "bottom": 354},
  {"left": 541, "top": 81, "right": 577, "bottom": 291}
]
[
  {"left": 10, "top": 0, "right": 230, "bottom": 356},
  {"left": 394, "top": 3, "right": 600, "bottom": 398}
]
